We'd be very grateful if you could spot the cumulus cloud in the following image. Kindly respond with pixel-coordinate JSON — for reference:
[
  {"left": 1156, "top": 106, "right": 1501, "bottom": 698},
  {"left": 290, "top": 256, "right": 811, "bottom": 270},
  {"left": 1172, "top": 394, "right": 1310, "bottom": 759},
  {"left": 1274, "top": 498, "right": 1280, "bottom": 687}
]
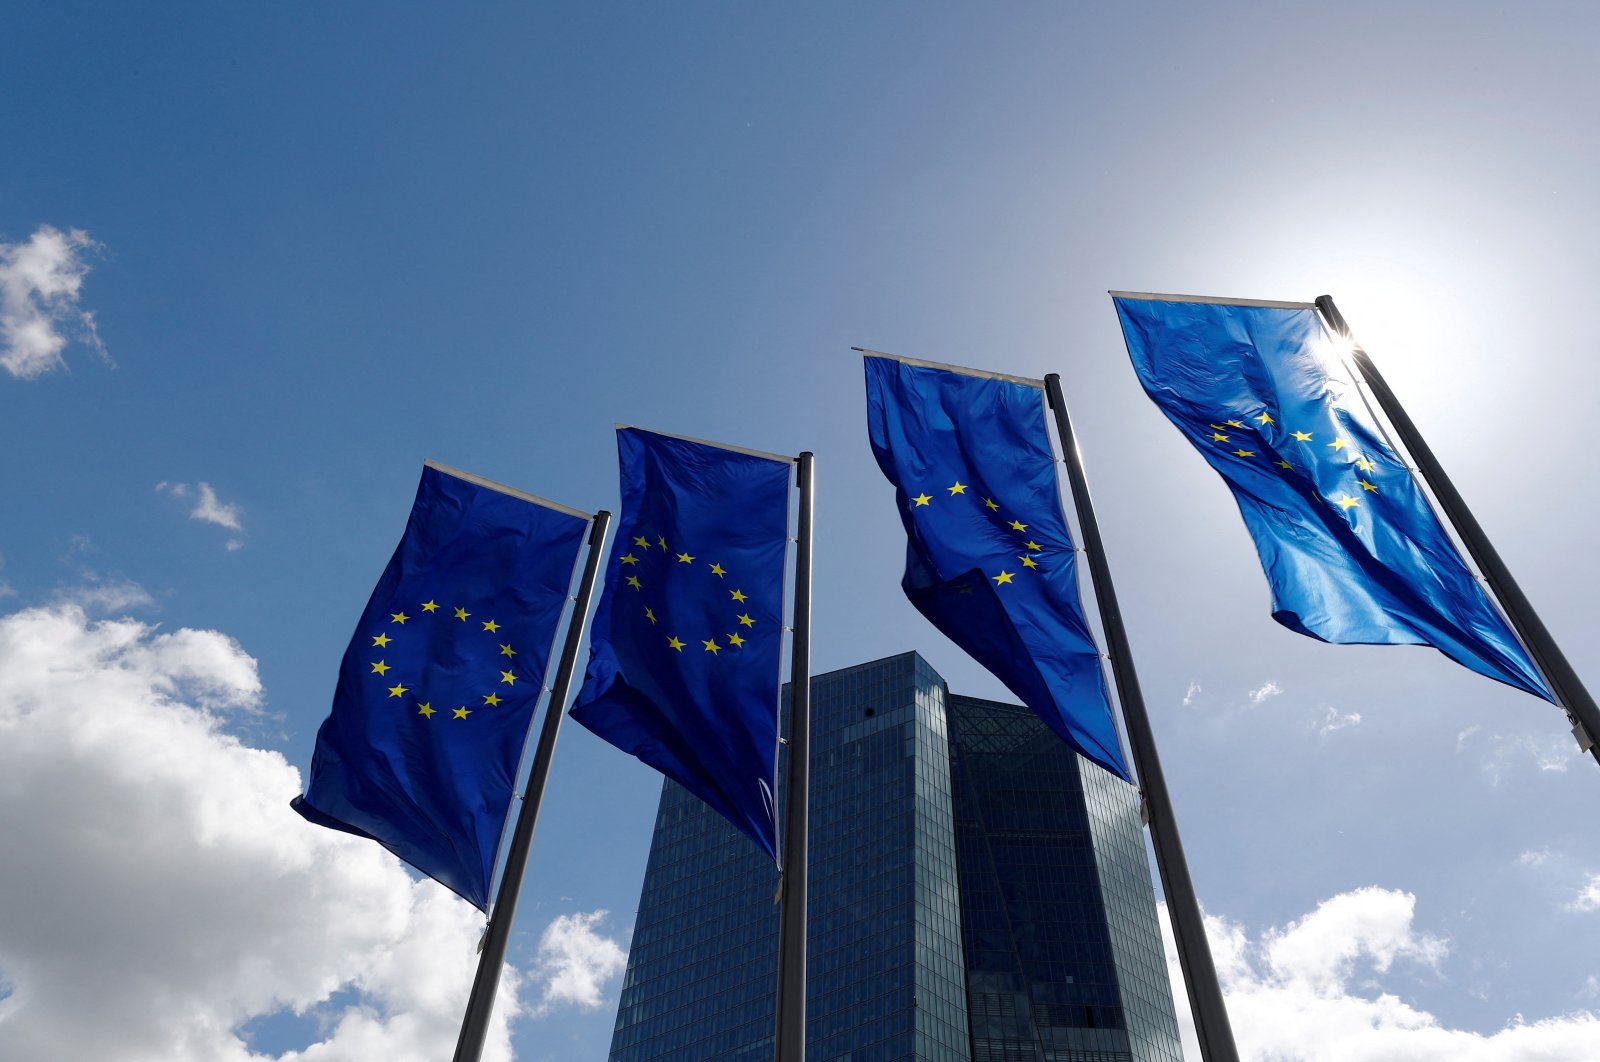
[
  {"left": 1570, "top": 875, "right": 1600, "bottom": 913},
  {"left": 1182, "top": 682, "right": 1202, "bottom": 707},
  {"left": 0, "top": 225, "right": 106, "bottom": 379},
  {"left": 0, "top": 602, "right": 526, "bottom": 1061},
  {"left": 1316, "top": 705, "right": 1362, "bottom": 737},
  {"left": 530, "top": 911, "right": 628, "bottom": 1016},
  {"left": 157, "top": 481, "right": 245, "bottom": 548},
  {"left": 1160, "top": 889, "right": 1600, "bottom": 1060},
  {"left": 1247, "top": 680, "right": 1282, "bottom": 705}
]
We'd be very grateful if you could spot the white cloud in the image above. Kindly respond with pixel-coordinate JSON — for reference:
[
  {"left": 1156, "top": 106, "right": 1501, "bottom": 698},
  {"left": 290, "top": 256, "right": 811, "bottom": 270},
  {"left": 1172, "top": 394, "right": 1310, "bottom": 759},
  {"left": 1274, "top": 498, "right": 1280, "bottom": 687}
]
[
  {"left": 0, "top": 225, "right": 105, "bottom": 379},
  {"left": 1570, "top": 875, "right": 1600, "bottom": 913},
  {"left": 1316, "top": 705, "right": 1362, "bottom": 737},
  {"left": 1247, "top": 680, "right": 1282, "bottom": 705},
  {"left": 1465, "top": 731, "right": 1574, "bottom": 785},
  {"left": 1182, "top": 682, "right": 1201, "bottom": 707},
  {"left": 51, "top": 576, "right": 155, "bottom": 614},
  {"left": 529, "top": 911, "right": 628, "bottom": 1016},
  {"left": 0, "top": 601, "right": 525, "bottom": 1061},
  {"left": 157, "top": 481, "right": 246, "bottom": 543},
  {"left": 193, "top": 483, "right": 244, "bottom": 531},
  {"left": 1517, "top": 848, "right": 1553, "bottom": 868},
  {"left": 1160, "top": 889, "right": 1600, "bottom": 1060}
]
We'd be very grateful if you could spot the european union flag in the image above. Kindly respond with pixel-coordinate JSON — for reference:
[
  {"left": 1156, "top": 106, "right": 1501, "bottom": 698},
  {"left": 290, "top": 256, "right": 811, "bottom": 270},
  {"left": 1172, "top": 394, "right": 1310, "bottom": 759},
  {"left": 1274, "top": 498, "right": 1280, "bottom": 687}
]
[
  {"left": 1113, "top": 293, "right": 1551, "bottom": 700},
  {"left": 571, "top": 427, "right": 793, "bottom": 859},
  {"left": 864, "top": 354, "right": 1131, "bottom": 781},
  {"left": 292, "top": 462, "right": 590, "bottom": 910}
]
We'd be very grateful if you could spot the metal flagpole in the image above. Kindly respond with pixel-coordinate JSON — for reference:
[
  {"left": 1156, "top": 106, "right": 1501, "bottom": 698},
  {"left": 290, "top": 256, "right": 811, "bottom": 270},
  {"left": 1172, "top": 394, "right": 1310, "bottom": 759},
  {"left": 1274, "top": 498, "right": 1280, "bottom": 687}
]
[
  {"left": 1043, "top": 374, "right": 1240, "bottom": 1062},
  {"left": 453, "top": 509, "right": 613, "bottom": 1062},
  {"left": 1315, "top": 295, "right": 1600, "bottom": 765},
  {"left": 775, "top": 452, "right": 814, "bottom": 1062}
]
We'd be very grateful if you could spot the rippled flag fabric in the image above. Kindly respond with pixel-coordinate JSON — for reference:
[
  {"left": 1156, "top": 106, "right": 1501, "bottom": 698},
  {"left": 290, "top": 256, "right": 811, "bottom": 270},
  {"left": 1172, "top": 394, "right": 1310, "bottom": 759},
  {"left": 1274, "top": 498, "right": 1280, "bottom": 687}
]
[
  {"left": 292, "top": 462, "right": 590, "bottom": 910},
  {"left": 571, "top": 427, "right": 793, "bottom": 859},
  {"left": 864, "top": 354, "right": 1131, "bottom": 781},
  {"left": 1113, "top": 294, "right": 1551, "bottom": 700}
]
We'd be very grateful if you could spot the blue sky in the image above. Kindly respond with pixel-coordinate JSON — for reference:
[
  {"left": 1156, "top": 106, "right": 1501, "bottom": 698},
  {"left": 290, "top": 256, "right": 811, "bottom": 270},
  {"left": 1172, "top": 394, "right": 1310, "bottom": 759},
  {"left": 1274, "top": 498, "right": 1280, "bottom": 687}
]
[{"left": 4, "top": 3, "right": 1600, "bottom": 1059}]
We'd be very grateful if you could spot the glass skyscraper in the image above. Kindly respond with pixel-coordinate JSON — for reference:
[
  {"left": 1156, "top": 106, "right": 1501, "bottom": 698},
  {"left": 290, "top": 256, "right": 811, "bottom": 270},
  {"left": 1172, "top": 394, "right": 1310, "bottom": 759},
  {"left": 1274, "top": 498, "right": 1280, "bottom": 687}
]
[{"left": 607, "top": 652, "right": 1183, "bottom": 1062}]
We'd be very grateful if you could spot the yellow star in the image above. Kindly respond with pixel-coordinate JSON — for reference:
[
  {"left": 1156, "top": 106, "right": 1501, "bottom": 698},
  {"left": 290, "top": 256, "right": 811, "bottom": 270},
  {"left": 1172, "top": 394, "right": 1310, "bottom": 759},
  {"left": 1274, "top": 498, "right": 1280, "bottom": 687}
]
[
  {"left": 1020, "top": 555, "right": 1038, "bottom": 569},
  {"left": 709, "top": 562, "right": 727, "bottom": 577},
  {"left": 626, "top": 575, "right": 642, "bottom": 590},
  {"left": 483, "top": 692, "right": 503, "bottom": 706},
  {"left": 993, "top": 570, "right": 1014, "bottom": 586},
  {"left": 1356, "top": 457, "right": 1375, "bottom": 472},
  {"left": 727, "top": 632, "right": 746, "bottom": 648},
  {"left": 912, "top": 493, "right": 932, "bottom": 506},
  {"left": 388, "top": 683, "right": 408, "bottom": 698},
  {"left": 1329, "top": 437, "right": 1348, "bottom": 451},
  {"left": 1212, "top": 432, "right": 1229, "bottom": 442},
  {"left": 731, "top": 588, "right": 748, "bottom": 602},
  {"left": 1360, "top": 479, "right": 1378, "bottom": 492},
  {"left": 453, "top": 707, "right": 470, "bottom": 720},
  {"left": 668, "top": 636, "right": 686, "bottom": 652},
  {"left": 391, "top": 611, "right": 409, "bottom": 624},
  {"left": 372, "top": 633, "right": 391, "bottom": 648},
  {"left": 657, "top": 535, "right": 667, "bottom": 549},
  {"left": 1336, "top": 494, "right": 1360, "bottom": 511},
  {"left": 482, "top": 619, "right": 500, "bottom": 633},
  {"left": 1292, "top": 430, "right": 1313, "bottom": 442},
  {"left": 421, "top": 600, "right": 440, "bottom": 613},
  {"left": 500, "top": 643, "right": 516, "bottom": 657},
  {"left": 1256, "top": 411, "right": 1274, "bottom": 425},
  {"left": 677, "top": 552, "right": 695, "bottom": 564},
  {"left": 703, "top": 638, "right": 721, "bottom": 655},
  {"left": 948, "top": 481, "right": 967, "bottom": 495},
  {"left": 1009, "top": 520, "right": 1027, "bottom": 532},
  {"left": 645, "top": 607, "right": 657, "bottom": 624},
  {"left": 633, "top": 535, "right": 650, "bottom": 550},
  {"left": 984, "top": 498, "right": 1000, "bottom": 511},
  {"left": 418, "top": 703, "right": 436, "bottom": 718},
  {"left": 454, "top": 606, "right": 470, "bottom": 620},
  {"left": 1226, "top": 419, "right": 1244, "bottom": 428},
  {"left": 1233, "top": 449, "right": 1255, "bottom": 458},
  {"left": 371, "top": 660, "right": 390, "bottom": 676},
  {"left": 737, "top": 613, "right": 755, "bottom": 628},
  {"left": 1025, "top": 540, "right": 1042, "bottom": 552},
  {"left": 1277, "top": 460, "right": 1293, "bottom": 469},
  {"left": 500, "top": 670, "right": 517, "bottom": 685},
  {"left": 620, "top": 553, "right": 639, "bottom": 566}
]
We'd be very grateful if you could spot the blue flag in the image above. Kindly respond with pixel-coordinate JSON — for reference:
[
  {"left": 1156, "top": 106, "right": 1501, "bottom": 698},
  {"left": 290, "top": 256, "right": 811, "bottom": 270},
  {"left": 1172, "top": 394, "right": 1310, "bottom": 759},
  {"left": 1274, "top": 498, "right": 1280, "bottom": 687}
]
[
  {"left": 864, "top": 354, "right": 1131, "bottom": 781},
  {"left": 1113, "top": 294, "right": 1551, "bottom": 700},
  {"left": 570, "top": 427, "right": 793, "bottom": 859},
  {"left": 293, "top": 462, "right": 590, "bottom": 910}
]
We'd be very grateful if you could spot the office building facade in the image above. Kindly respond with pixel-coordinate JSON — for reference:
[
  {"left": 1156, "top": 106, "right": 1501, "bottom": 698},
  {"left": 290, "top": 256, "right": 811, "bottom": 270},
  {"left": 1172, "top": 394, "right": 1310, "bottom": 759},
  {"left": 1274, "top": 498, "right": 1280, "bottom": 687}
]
[{"left": 607, "top": 652, "right": 1184, "bottom": 1062}]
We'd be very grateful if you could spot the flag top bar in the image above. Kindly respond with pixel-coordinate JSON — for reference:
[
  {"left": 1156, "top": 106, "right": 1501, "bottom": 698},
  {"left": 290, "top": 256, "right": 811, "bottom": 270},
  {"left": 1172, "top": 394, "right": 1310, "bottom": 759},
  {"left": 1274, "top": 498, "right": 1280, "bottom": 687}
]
[
  {"left": 853, "top": 346, "right": 1044, "bottom": 390},
  {"left": 1109, "top": 290, "right": 1318, "bottom": 311},
  {"left": 613, "top": 424, "right": 796, "bottom": 467},
  {"left": 423, "top": 459, "right": 593, "bottom": 520}
]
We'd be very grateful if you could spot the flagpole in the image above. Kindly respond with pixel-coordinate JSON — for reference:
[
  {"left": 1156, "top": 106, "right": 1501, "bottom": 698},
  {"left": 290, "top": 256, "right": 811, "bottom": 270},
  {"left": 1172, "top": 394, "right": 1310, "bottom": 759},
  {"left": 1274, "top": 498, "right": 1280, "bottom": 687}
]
[
  {"left": 453, "top": 509, "right": 613, "bottom": 1062},
  {"left": 1314, "top": 296, "right": 1600, "bottom": 764},
  {"left": 1044, "top": 374, "right": 1239, "bottom": 1062},
  {"left": 775, "top": 452, "right": 814, "bottom": 1062}
]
